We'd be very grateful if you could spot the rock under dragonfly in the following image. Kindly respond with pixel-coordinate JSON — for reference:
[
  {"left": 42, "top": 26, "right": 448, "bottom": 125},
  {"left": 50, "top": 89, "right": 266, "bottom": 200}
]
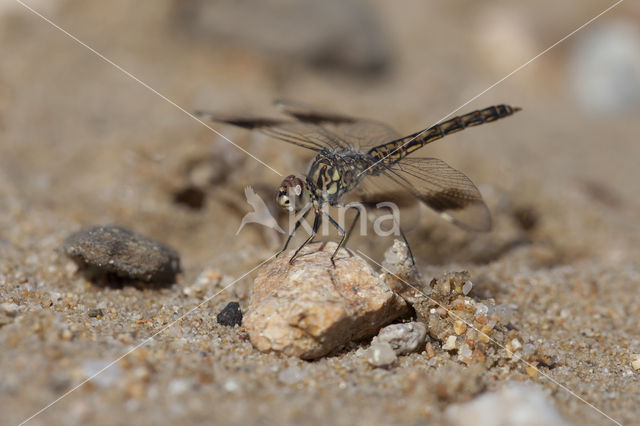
[{"left": 244, "top": 242, "right": 409, "bottom": 359}]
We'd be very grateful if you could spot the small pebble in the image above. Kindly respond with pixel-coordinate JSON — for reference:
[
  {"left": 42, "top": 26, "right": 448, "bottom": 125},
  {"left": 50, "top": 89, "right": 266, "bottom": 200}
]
[
  {"left": 445, "top": 383, "right": 568, "bottom": 426},
  {"left": 62, "top": 225, "right": 181, "bottom": 284},
  {"left": 462, "top": 280, "right": 473, "bottom": 295},
  {"left": 224, "top": 379, "right": 240, "bottom": 392},
  {"left": 510, "top": 338, "right": 522, "bottom": 351},
  {"left": 83, "top": 359, "right": 122, "bottom": 387},
  {"left": 87, "top": 308, "right": 104, "bottom": 318},
  {"left": 371, "top": 322, "right": 427, "bottom": 355},
  {"left": 168, "top": 378, "right": 191, "bottom": 396},
  {"left": 217, "top": 302, "right": 242, "bottom": 327},
  {"left": 183, "top": 268, "right": 222, "bottom": 298},
  {"left": 277, "top": 366, "right": 307, "bottom": 384},
  {"left": 458, "top": 343, "right": 472, "bottom": 362},
  {"left": 425, "top": 342, "right": 435, "bottom": 359},
  {"left": 631, "top": 354, "right": 640, "bottom": 371},
  {"left": 475, "top": 304, "right": 488, "bottom": 315},
  {"left": 443, "top": 335, "right": 457, "bottom": 351},
  {"left": 0, "top": 302, "right": 19, "bottom": 317},
  {"left": 454, "top": 320, "right": 467, "bottom": 335},
  {"left": 365, "top": 342, "right": 397, "bottom": 368}
]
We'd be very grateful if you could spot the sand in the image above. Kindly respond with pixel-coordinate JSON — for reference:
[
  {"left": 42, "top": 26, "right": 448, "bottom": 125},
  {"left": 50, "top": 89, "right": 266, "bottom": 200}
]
[{"left": 1, "top": 1, "right": 639, "bottom": 425}]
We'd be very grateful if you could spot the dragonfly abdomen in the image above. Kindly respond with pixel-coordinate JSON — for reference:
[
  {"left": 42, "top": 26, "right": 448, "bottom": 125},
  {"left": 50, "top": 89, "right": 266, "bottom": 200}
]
[{"left": 368, "top": 104, "right": 521, "bottom": 164}]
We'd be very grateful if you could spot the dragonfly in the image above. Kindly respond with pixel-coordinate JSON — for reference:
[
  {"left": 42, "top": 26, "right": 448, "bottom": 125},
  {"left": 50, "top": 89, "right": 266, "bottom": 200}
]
[{"left": 196, "top": 100, "right": 520, "bottom": 264}]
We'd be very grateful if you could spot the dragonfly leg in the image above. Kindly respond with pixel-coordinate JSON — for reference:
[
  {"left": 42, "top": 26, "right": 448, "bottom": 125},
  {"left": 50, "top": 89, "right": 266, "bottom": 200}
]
[
  {"left": 399, "top": 227, "right": 416, "bottom": 267},
  {"left": 277, "top": 208, "right": 311, "bottom": 257},
  {"left": 342, "top": 207, "right": 362, "bottom": 251},
  {"left": 329, "top": 208, "right": 362, "bottom": 264},
  {"left": 321, "top": 211, "right": 347, "bottom": 265},
  {"left": 289, "top": 210, "right": 320, "bottom": 264}
]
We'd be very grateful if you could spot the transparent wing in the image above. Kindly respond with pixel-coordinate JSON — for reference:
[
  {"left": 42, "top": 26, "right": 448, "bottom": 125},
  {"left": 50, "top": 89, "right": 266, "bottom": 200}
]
[
  {"left": 275, "top": 99, "right": 401, "bottom": 151},
  {"left": 196, "top": 101, "right": 401, "bottom": 153},
  {"left": 195, "top": 110, "right": 346, "bottom": 151},
  {"left": 360, "top": 157, "right": 491, "bottom": 231}
]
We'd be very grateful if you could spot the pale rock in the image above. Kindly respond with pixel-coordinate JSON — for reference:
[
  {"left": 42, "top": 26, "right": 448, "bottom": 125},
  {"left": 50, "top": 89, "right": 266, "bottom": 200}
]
[
  {"left": 168, "top": 378, "right": 191, "bottom": 396},
  {"left": 458, "top": 343, "right": 473, "bottom": 363},
  {"left": 82, "top": 359, "right": 122, "bottom": 387},
  {"left": 0, "top": 302, "right": 20, "bottom": 316},
  {"left": 244, "top": 242, "right": 409, "bottom": 359},
  {"left": 277, "top": 366, "right": 307, "bottom": 384},
  {"left": 443, "top": 335, "right": 457, "bottom": 351},
  {"left": 371, "top": 322, "right": 427, "bottom": 356},
  {"left": 445, "top": 383, "right": 568, "bottom": 426},
  {"left": 365, "top": 342, "right": 397, "bottom": 368},
  {"left": 380, "top": 239, "right": 425, "bottom": 305},
  {"left": 631, "top": 354, "right": 640, "bottom": 371}
]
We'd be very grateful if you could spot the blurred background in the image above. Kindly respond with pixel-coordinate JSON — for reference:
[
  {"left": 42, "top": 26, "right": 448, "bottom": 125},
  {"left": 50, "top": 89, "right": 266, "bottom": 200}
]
[
  {"left": 1, "top": 0, "right": 639, "bottom": 273},
  {"left": 2, "top": 2, "right": 640, "bottom": 425}
]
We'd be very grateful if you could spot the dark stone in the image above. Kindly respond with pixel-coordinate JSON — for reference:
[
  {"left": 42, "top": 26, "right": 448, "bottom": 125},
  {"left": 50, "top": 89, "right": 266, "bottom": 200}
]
[
  {"left": 173, "top": 185, "right": 206, "bottom": 210},
  {"left": 217, "top": 302, "right": 242, "bottom": 327},
  {"left": 87, "top": 308, "right": 104, "bottom": 318},
  {"left": 512, "top": 205, "right": 539, "bottom": 231},
  {"left": 63, "top": 225, "right": 181, "bottom": 286}
]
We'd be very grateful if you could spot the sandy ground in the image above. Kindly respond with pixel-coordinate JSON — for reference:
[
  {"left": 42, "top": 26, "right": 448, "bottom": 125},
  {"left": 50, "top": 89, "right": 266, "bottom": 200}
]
[{"left": 1, "top": 1, "right": 639, "bottom": 425}]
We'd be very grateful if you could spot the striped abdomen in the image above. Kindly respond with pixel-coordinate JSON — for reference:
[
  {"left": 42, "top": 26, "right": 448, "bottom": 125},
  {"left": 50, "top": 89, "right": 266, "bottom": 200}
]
[{"left": 368, "top": 104, "right": 520, "bottom": 164}]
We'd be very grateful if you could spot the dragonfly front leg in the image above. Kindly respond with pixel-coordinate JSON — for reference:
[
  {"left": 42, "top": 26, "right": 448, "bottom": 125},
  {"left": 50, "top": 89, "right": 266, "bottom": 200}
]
[
  {"left": 277, "top": 208, "right": 311, "bottom": 257},
  {"left": 289, "top": 209, "right": 320, "bottom": 264}
]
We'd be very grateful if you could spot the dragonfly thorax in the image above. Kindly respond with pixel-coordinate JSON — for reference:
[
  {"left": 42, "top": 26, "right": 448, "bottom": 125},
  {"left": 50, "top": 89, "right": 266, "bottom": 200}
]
[{"left": 307, "top": 150, "right": 366, "bottom": 205}]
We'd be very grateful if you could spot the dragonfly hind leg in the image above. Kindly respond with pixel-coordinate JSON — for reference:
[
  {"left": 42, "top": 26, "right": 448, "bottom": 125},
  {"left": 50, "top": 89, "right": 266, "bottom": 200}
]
[
  {"left": 325, "top": 208, "right": 363, "bottom": 265},
  {"left": 399, "top": 227, "right": 416, "bottom": 267},
  {"left": 322, "top": 211, "right": 347, "bottom": 265}
]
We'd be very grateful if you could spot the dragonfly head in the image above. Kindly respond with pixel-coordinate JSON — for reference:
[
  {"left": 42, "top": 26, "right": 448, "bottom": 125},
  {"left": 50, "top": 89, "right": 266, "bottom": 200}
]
[{"left": 277, "top": 175, "right": 309, "bottom": 212}]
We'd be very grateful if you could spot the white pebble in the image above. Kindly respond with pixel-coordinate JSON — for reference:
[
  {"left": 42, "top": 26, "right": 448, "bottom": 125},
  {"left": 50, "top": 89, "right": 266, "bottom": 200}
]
[
  {"left": 462, "top": 280, "right": 473, "bottom": 295},
  {"left": 443, "top": 335, "right": 457, "bottom": 351},
  {"left": 223, "top": 379, "right": 241, "bottom": 392},
  {"left": 475, "top": 304, "right": 488, "bottom": 315},
  {"left": 169, "top": 378, "right": 191, "bottom": 395},
  {"left": 371, "top": 322, "right": 427, "bottom": 355},
  {"left": 510, "top": 338, "right": 522, "bottom": 351},
  {"left": 82, "top": 359, "right": 122, "bottom": 387},
  {"left": 446, "top": 383, "right": 568, "bottom": 426},
  {"left": 0, "top": 302, "right": 19, "bottom": 316},
  {"left": 458, "top": 343, "right": 472, "bottom": 361},
  {"left": 365, "top": 342, "right": 397, "bottom": 367},
  {"left": 278, "top": 366, "right": 307, "bottom": 384},
  {"left": 632, "top": 354, "right": 640, "bottom": 371}
]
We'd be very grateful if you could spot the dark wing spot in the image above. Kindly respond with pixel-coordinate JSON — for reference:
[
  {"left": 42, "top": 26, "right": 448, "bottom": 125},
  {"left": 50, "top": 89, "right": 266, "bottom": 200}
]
[{"left": 419, "top": 189, "right": 477, "bottom": 212}]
